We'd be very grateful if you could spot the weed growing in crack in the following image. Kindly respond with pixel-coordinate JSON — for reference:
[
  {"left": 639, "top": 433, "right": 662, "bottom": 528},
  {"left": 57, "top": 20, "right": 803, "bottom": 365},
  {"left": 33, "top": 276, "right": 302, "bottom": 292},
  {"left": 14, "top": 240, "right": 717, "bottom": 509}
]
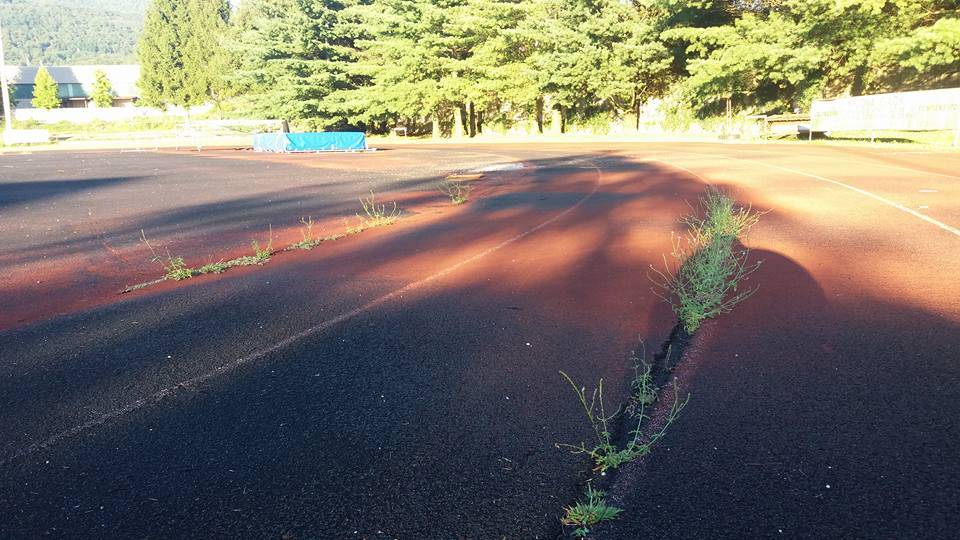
[
  {"left": 198, "top": 260, "right": 229, "bottom": 274},
  {"left": 290, "top": 216, "right": 320, "bottom": 249},
  {"left": 627, "top": 347, "right": 658, "bottom": 413},
  {"left": 350, "top": 191, "right": 400, "bottom": 233},
  {"left": 561, "top": 485, "right": 622, "bottom": 538},
  {"left": 437, "top": 178, "right": 473, "bottom": 205},
  {"left": 251, "top": 225, "right": 273, "bottom": 262},
  {"left": 684, "top": 187, "right": 763, "bottom": 244},
  {"left": 141, "top": 230, "right": 194, "bottom": 281},
  {"left": 559, "top": 369, "right": 688, "bottom": 472},
  {"left": 649, "top": 188, "right": 763, "bottom": 333}
]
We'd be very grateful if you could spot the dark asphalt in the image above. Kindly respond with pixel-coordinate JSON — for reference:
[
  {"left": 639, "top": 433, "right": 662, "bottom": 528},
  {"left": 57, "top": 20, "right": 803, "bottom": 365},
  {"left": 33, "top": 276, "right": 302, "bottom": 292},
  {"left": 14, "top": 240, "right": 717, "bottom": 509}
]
[{"left": 1, "top": 142, "right": 959, "bottom": 538}]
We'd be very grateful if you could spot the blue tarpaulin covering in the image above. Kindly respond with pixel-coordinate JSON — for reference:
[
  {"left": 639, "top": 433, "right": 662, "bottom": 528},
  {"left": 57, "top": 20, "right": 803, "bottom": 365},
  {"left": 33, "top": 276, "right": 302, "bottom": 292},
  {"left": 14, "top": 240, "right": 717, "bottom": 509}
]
[{"left": 253, "top": 132, "right": 367, "bottom": 153}]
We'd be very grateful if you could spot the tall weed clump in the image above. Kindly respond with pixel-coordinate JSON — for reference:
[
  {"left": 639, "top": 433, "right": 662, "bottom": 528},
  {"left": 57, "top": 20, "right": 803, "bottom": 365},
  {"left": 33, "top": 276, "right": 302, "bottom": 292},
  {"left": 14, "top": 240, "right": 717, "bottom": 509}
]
[{"left": 650, "top": 188, "right": 763, "bottom": 333}]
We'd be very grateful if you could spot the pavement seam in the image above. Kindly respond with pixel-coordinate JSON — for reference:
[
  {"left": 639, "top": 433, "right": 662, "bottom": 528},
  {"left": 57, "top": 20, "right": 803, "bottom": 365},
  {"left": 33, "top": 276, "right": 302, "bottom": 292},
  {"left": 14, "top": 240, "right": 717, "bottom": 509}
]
[{"left": 0, "top": 160, "right": 603, "bottom": 468}]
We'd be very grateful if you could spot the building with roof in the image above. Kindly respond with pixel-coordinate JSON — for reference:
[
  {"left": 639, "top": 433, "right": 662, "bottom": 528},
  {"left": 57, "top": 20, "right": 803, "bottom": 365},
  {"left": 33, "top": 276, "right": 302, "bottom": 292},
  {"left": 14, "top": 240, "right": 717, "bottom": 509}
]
[{"left": 4, "top": 65, "right": 140, "bottom": 109}]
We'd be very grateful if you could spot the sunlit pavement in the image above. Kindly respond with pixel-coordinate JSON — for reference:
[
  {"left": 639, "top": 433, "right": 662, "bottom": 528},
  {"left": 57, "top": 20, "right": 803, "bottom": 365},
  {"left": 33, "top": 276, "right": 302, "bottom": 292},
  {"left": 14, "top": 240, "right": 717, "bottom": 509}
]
[{"left": 1, "top": 142, "right": 958, "bottom": 537}]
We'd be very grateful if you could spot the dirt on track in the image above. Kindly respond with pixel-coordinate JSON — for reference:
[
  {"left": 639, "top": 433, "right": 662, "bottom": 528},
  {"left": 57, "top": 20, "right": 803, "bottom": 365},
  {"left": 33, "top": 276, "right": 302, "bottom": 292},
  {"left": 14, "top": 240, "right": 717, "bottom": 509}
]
[{"left": 1, "top": 142, "right": 959, "bottom": 537}]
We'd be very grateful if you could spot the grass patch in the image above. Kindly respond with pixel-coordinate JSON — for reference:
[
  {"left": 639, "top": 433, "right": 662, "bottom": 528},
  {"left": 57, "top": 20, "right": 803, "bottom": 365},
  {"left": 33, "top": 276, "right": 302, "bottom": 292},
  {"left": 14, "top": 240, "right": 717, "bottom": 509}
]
[
  {"left": 437, "top": 178, "right": 474, "bottom": 205},
  {"left": 197, "top": 260, "right": 229, "bottom": 275},
  {"left": 561, "top": 485, "right": 623, "bottom": 538},
  {"left": 650, "top": 188, "right": 763, "bottom": 333}
]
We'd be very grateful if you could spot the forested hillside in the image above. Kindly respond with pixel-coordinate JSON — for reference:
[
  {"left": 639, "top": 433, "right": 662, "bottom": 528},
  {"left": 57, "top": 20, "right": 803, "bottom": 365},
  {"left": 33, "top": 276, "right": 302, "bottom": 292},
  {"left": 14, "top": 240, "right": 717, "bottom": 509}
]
[{"left": 0, "top": 0, "right": 149, "bottom": 65}]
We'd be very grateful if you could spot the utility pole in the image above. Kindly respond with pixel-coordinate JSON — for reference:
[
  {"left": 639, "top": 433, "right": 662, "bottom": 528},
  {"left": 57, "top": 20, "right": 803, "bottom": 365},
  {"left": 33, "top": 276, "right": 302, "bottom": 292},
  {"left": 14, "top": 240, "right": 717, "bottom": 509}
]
[{"left": 0, "top": 14, "right": 12, "bottom": 133}]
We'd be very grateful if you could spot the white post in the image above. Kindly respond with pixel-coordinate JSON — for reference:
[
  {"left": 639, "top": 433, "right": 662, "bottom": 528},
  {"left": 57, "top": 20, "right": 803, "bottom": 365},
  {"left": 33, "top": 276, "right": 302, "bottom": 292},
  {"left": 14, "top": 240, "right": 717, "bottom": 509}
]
[{"left": 0, "top": 15, "right": 13, "bottom": 133}]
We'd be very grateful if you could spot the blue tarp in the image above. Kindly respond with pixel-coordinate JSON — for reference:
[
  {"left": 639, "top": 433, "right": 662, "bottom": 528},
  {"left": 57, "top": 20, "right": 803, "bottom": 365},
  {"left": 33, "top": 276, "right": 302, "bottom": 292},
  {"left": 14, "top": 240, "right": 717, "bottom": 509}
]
[{"left": 253, "top": 132, "right": 367, "bottom": 153}]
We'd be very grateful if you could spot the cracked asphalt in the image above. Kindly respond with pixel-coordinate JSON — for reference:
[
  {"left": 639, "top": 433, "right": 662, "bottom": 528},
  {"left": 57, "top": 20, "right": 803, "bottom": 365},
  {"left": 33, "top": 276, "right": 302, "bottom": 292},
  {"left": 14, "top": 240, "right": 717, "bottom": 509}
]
[{"left": 1, "top": 142, "right": 958, "bottom": 538}]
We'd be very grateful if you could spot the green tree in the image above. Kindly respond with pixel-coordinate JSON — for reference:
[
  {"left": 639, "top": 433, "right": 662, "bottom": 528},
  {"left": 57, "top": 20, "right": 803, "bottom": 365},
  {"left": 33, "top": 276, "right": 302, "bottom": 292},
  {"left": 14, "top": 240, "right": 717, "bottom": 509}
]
[
  {"left": 872, "top": 17, "right": 960, "bottom": 89},
  {"left": 344, "top": 0, "right": 476, "bottom": 137},
  {"left": 518, "top": 0, "right": 647, "bottom": 131},
  {"left": 91, "top": 70, "right": 115, "bottom": 108},
  {"left": 228, "top": 0, "right": 362, "bottom": 129},
  {"left": 137, "top": 0, "right": 230, "bottom": 109},
  {"left": 31, "top": 66, "right": 60, "bottom": 110}
]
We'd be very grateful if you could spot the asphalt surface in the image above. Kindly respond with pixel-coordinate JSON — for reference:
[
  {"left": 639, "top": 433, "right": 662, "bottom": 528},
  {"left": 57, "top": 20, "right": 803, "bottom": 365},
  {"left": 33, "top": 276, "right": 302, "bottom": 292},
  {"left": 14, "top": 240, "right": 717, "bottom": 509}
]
[{"left": 1, "top": 142, "right": 959, "bottom": 538}]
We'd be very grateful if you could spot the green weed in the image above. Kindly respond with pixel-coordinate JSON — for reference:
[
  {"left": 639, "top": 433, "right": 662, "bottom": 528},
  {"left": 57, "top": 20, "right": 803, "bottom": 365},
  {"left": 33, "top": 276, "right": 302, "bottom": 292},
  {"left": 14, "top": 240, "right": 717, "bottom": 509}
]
[
  {"left": 140, "top": 230, "right": 194, "bottom": 281},
  {"left": 627, "top": 347, "right": 658, "bottom": 412},
  {"left": 163, "top": 256, "right": 194, "bottom": 281},
  {"left": 437, "top": 178, "right": 473, "bottom": 205},
  {"left": 558, "top": 364, "right": 688, "bottom": 472},
  {"left": 350, "top": 191, "right": 401, "bottom": 233},
  {"left": 683, "top": 188, "right": 762, "bottom": 245},
  {"left": 251, "top": 225, "right": 273, "bottom": 262},
  {"left": 290, "top": 216, "right": 320, "bottom": 250},
  {"left": 198, "top": 260, "right": 229, "bottom": 274},
  {"left": 561, "top": 485, "right": 623, "bottom": 537},
  {"left": 650, "top": 188, "right": 763, "bottom": 333}
]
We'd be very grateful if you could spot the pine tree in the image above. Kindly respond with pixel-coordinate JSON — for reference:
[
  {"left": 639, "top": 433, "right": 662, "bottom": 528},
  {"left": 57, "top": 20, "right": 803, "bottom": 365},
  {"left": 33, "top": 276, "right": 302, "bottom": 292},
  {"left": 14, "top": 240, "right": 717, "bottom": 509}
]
[
  {"left": 31, "top": 66, "right": 60, "bottom": 110},
  {"left": 228, "top": 0, "right": 362, "bottom": 129},
  {"left": 91, "top": 70, "right": 114, "bottom": 108},
  {"left": 137, "top": 0, "right": 230, "bottom": 109},
  {"left": 345, "top": 0, "right": 476, "bottom": 137}
]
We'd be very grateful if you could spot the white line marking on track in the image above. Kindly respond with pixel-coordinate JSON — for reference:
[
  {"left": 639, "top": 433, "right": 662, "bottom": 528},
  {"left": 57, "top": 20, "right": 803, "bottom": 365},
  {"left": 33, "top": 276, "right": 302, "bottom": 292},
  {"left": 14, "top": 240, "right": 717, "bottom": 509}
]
[
  {"left": 653, "top": 152, "right": 960, "bottom": 239},
  {"left": 0, "top": 161, "right": 603, "bottom": 467}
]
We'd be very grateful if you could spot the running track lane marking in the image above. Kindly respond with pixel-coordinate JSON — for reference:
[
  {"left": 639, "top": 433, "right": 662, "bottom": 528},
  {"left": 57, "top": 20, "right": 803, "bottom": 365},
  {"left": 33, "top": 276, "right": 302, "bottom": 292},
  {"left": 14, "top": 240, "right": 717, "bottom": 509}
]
[
  {"left": 0, "top": 160, "right": 602, "bottom": 467},
  {"left": 652, "top": 152, "right": 960, "bottom": 239}
]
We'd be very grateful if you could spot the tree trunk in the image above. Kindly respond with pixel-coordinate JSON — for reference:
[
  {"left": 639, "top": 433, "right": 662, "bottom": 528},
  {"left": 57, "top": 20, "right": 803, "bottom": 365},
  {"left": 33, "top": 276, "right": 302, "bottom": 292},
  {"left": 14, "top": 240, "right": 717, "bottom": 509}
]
[
  {"left": 551, "top": 106, "right": 563, "bottom": 134},
  {"left": 453, "top": 105, "right": 465, "bottom": 139},
  {"left": 634, "top": 90, "right": 641, "bottom": 131},
  {"left": 432, "top": 114, "right": 441, "bottom": 139},
  {"left": 468, "top": 101, "right": 476, "bottom": 137},
  {"left": 535, "top": 97, "right": 544, "bottom": 134}
]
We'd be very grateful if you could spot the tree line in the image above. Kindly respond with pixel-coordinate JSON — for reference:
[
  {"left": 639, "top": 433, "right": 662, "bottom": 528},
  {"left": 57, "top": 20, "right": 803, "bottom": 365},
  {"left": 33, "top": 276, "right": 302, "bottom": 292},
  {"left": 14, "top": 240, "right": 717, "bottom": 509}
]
[{"left": 137, "top": 0, "right": 960, "bottom": 135}]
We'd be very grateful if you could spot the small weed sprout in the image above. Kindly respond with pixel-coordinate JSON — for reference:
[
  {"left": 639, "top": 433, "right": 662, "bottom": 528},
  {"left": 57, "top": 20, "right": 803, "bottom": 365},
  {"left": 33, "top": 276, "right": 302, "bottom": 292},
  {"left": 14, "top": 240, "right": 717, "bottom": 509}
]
[
  {"left": 437, "top": 178, "right": 473, "bottom": 205},
  {"left": 627, "top": 347, "right": 657, "bottom": 413},
  {"left": 251, "top": 225, "right": 273, "bottom": 262},
  {"left": 291, "top": 216, "right": 319, "bottom": 249},
  {"left": 301, "top": 216, "right": 316, "bottom": 242},
  {"left": 649, "top": 188, "right": 763, "bottom": 333},
  {"left": 351, "top": 191, "right": 400, "bottom": 232},
  {"left": 163, "top": 256, "right": 193, "bottom": 281},
  {"left": 559, "top": 347, "right": 689, "bottom": 472},
  {"left": 561, "top": 485, "right": 623, "bottom": 537},
  {"left": 140, "top": 229, "right": 194, "bottom": 281}
]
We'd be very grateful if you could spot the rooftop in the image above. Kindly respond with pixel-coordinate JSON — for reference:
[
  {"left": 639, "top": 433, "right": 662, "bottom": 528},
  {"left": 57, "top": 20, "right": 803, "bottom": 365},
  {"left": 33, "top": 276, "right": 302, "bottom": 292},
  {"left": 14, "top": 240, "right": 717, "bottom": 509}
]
[{"left": 3, "top": 65, "right": 140, "bottom": 98}]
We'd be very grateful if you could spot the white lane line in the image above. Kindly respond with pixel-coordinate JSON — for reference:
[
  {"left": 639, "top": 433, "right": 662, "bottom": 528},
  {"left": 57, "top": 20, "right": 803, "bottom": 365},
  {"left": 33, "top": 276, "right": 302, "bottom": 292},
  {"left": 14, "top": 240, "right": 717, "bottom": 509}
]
[
  {"left": 862, "top": 161, "right": 960, "bottom": 181},
  {"left": 0, "top": 162, "right": 602, "bottom": 467},
  {"left": 654, "top": 151, "right": 960, "bottom": 239}
]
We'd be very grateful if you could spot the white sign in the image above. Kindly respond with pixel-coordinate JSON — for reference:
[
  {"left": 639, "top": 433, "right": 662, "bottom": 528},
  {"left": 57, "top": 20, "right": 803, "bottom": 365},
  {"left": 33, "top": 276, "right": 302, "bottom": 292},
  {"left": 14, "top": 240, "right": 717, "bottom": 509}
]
[{"left": 811, "top": 88, "right": 960, "bottom": 132}]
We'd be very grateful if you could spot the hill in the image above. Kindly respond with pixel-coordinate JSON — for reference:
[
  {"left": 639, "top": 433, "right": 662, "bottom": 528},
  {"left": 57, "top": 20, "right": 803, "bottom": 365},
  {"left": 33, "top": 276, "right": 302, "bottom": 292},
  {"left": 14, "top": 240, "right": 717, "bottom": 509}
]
[{"left": 0, "top": 0, "right": 150, "bottom": 65}]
